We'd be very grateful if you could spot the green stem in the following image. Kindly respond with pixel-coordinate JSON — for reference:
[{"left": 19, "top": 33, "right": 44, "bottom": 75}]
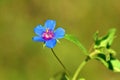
[
  {"left": 51, "top": 48, "right": 69, "bottom": 76},
  {"left": 72, "top": 56, "right": 90, "bottom": 80}
]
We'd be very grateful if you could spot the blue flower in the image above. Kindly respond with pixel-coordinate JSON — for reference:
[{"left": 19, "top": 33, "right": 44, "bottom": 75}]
[{"left": 32, "top": 20, "right": 65, "bottom": 48}]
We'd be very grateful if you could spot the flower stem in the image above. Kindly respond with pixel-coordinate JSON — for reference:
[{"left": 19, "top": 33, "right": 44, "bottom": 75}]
[
  {"left": 72, "top": 56, "right": 90, "bottom": 80},
  {"left": 51, "top": 48, "right": 69, "bottom": 76}
]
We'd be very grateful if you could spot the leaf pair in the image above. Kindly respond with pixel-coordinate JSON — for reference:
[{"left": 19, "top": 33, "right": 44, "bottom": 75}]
[
  {"left": 93, "top": 28, "right": 120, "bottom": 72},
  {"left": 96, "top": 54, "right": 120, "bottom": 72}
]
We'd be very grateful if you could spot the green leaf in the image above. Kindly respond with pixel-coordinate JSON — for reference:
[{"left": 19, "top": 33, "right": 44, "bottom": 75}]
[
  {"left": 92, "top": 28, "right": 119, "bottom": 72},
  {"left": 64, "top": 34, "right": 88, "bottom": 55},
  {"left": 93, "top": 28, "right": 116, "bottom": 61},
  {"left": 110, "top": 59, "right": 120, "bottom": 72},
  {"left": 96, "top": 54, "right": 120, "bottom": 72},
  {"left": 96, "top": 54, "right": 108, "bottom": 68},
  {"left": 94, "top": 28, "right": 116, "bottom": 49}
]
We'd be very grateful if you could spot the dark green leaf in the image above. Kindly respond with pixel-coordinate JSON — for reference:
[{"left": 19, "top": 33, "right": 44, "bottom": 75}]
[{"left": 64, "top": 34, "right": 88, "bottom": 55}]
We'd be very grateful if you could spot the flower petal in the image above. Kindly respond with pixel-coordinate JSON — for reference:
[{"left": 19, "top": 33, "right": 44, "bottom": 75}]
[
  {"left": 54, "top": 27, "right": 65, "bottom": 39},
  {"left": 32, "top": 36, "right": 44, "bottom": 42},
  {"left": 45, "top": 20, "right": 56, "bottom": 30},
  {"left": 45, "top": 39, "right": 57, "bottom": 48},
  {"left": 34, "top": 25, "right": 45, "bottom": 36}
]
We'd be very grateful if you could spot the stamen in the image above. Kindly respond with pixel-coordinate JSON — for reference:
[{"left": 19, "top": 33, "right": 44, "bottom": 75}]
[{"left": 42, "top": 29, "right": 54, "bottom": 40}]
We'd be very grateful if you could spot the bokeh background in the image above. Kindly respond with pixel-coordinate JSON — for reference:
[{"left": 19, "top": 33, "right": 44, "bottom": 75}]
[{"left": 0, "top": 0, "right": 120, "bottom": 80}]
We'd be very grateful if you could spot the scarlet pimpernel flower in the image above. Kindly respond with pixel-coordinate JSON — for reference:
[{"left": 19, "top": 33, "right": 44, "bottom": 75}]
[{"left": 32, "top": 20, "right": 65, "bottom": 48}]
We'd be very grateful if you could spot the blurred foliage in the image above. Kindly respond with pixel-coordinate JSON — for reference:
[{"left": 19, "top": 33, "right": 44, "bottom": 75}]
[{"left": 0, "top": 0, "right": 120, "bottom": 80}]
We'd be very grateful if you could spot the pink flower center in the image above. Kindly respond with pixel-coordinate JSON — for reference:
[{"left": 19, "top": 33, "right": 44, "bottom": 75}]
[{"left": 42, "top": 29, "right": 54, "bottom": 40}]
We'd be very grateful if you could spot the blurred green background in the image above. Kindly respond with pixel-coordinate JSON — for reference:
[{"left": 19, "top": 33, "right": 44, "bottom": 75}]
[{"left": 0, "top": 0, "right": 120, "bottom": 80}]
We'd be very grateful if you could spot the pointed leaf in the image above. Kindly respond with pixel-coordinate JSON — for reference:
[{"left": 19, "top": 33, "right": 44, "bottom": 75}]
[
  {"left": 110, "top": 59, "right": 120, "bottom": 72},
  {"left": 94, "top": 28, "right": 116, "bottom": 49},
  {"left": 96, "top": 54, "right": 120, "bottom": 72},
  {"left": 96, "top": 54, "right": 108, "bottom": 68},
  {"left": 64, "top": 34, "right": 88, "bottom": 55}
]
